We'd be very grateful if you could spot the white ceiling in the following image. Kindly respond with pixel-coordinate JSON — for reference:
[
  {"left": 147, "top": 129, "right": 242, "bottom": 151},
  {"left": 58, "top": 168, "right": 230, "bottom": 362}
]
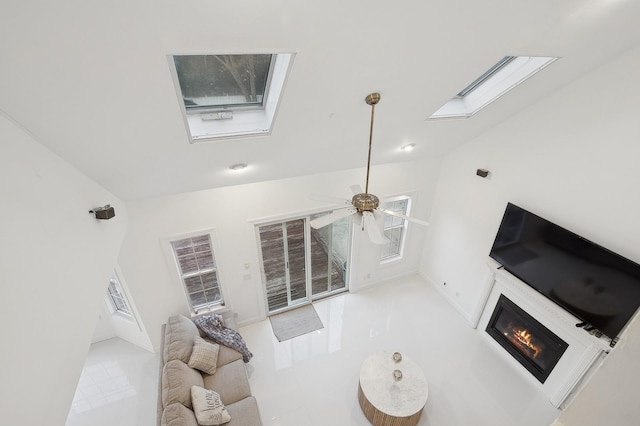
[{"left": 2, "top": 0, "right": 639, "bottom": 200}]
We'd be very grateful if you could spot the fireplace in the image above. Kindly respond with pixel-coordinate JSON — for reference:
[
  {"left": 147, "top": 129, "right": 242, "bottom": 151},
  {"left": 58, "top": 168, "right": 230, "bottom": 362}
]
[{"left": 486, "top": 294, "right": 569, "bottom": 383}]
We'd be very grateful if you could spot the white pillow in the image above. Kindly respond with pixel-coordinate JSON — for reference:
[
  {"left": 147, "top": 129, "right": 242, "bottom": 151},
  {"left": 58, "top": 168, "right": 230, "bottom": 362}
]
[
  {"left": 188, "top": 335, "right": 220, "bottom": 375},
  {"left": 191, "top": 385, "right": 231, "bottom": 426}
]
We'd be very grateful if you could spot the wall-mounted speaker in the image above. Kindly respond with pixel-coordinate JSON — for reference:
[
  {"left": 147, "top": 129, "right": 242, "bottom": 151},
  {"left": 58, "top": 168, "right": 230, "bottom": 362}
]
[
  {"left": 90, "top": 205, "right": 115, "bottom": 220},
  {"left": 476, "top": 168, "right": 489, "bottom": 178}
]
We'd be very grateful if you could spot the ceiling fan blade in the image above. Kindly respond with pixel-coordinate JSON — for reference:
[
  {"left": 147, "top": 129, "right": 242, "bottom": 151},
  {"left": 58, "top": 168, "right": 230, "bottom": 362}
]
[
  {"left": 309, "top": 193, "right": 351, "bottom": 205},
  {"left": 350, "top": 184, "right": 364, "bottom": 195},
  {"left": 310, "top": 207, "right": 357, "bottom": 229},
  {"left": 362, "top": 211, "right": 390, "bottom": 245},
  {"left": 376, "top": 208, "right": 430, "bottom": 227}
]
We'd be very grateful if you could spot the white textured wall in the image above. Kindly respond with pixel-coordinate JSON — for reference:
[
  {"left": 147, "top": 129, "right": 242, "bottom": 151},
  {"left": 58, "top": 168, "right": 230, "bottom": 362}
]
[
  {"left": 119, "top": 160, "right": 440, "bottom": 352},
  {"left": 0, "top": 113, "right": 128, "bottom": 424},
  {"left": 420, "top": 46, "right": 640, "bottom": 423}
]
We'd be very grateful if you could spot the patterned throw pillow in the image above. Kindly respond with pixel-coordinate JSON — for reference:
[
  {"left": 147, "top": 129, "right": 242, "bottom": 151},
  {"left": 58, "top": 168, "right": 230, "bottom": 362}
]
[
  {"left": 188, "top": 335, "right": 220, "bottom": 375},
  {"left": 191, "top": 386, "right": 231, "bottom": 426}
]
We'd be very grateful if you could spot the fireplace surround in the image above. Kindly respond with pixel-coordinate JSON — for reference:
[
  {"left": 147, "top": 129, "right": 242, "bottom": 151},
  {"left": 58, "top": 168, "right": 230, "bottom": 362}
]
[{"left": 476, "top": 259, "right": 611, "bottom": 408}]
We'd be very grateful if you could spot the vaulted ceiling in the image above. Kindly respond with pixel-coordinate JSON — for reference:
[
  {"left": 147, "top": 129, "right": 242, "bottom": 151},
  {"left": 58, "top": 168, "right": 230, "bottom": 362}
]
[{"left": 2, "top": 0, "right": 639, "bottom": 200}]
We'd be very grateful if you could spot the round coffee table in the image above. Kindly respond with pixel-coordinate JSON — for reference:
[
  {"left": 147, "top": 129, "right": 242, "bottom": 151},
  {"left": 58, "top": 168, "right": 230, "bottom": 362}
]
[{"left": 358, "top": 351, "right": 428, "bottom": 426}]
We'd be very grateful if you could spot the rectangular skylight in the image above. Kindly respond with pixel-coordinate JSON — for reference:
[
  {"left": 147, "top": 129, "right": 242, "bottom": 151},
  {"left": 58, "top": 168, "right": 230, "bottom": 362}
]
[
  {"left": 169, "top": 53, "right": 294, "bottom": 142},
  {"left": 173, "top": 54, "right": 273, "bottom": 110},
  {"left": 429, "top": 56, "right": 558, "bottom": 120}
]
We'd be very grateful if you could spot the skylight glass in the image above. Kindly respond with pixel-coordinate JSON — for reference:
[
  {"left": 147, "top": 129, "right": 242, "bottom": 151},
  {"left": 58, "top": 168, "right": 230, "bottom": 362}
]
[
  {"left": 429, "top": 56, "right": 558, "bottom": 120},
  {"left": 173, "top": 54, "right": 273, "bottom": 110},
  {"left": 170, "top": 53, "right": 294, "bottom": 142}
]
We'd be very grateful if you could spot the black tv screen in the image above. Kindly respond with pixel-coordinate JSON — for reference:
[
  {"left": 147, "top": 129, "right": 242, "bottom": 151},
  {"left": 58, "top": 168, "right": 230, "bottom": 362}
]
[{"left": 489, "top": 203, "right": 640, "bottom": 340}]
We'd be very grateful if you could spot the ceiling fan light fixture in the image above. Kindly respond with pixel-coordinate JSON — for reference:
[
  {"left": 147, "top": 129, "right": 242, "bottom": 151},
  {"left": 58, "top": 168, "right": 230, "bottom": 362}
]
[{"left": 308, "top": 91, "right": 429, "bottom": 245}]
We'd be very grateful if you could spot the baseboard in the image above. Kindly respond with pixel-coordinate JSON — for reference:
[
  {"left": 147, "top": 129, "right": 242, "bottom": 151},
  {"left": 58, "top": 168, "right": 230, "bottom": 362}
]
[
  {"left": 418, "top": 270, "right": 474, "bottom": 326},
  {"left": 237, "top": 315, "right": 263, "bottom": 328},
  {"left": 352, "top": 269, "right": 419, "bottom": 293}
]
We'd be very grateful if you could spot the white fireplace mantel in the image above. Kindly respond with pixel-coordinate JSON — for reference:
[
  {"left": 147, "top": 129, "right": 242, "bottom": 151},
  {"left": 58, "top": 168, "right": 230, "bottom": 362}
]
[{"left": 476, "top": 259, "right": 611, "bottom": 408}]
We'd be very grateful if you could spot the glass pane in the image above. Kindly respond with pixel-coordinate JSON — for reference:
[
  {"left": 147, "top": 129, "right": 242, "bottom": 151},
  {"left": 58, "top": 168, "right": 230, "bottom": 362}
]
[
  {"left": 196, "top": 251, "right": 214, "bottom": 269},
  {"left": 286, "top": 219, "right": 307, "bottom": 304},
  {"left": 331, "top": 217, "right": 348, "bottom": 291},
  {"left": 173, "top": 54, "right": 272, "bottom": 109},
  {"left": 310, "top": 214, "right": 348, "bottom": 297},
  {"left": 184, "top": 276, "right": 203, "bottom": 293},
  {"left": 190, "top": 291, "right": 208, "bottom": 308},
  {"left": 204, "top": 289, "right": 222, "bottom": 303},
  {"left": 201, "top": 272, "right": 218, "bottom": 290},
  {"left": 177, "top": 254, "right": 198, "bottom": 274},
  {"left": 259, "top": 223, "right": 288, "bottom": 312},
  {"left": 310, "top": 224, "right": 330, "bottom": 296}
]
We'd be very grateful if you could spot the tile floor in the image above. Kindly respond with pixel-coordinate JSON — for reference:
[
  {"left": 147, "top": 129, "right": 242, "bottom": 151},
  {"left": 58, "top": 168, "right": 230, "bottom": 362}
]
[
  {"left": 67, "top": 274, "right": 561, "bottom": 426},
  {"left": 66, "top": 337, "right": 159, "bottom": 426}
]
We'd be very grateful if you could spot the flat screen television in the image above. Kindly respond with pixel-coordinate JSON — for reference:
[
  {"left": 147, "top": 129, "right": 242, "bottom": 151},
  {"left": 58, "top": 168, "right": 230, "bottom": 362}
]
[{"left": 489, "top": 202, "right": 640, "bottom": 340}]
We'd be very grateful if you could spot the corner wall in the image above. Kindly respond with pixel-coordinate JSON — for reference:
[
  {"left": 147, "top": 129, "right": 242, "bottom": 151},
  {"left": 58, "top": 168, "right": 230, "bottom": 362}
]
[
  {"left": 420, "top": 46, "right": 640, "bottom": 423},
  {"left": 0, "top": 113, "right": 128, "bottom": 425}
]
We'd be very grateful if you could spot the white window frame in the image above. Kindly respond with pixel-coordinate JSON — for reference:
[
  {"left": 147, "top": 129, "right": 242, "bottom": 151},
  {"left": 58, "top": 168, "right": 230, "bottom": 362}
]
[
  {"left": 105, "top": 268, "right": 133, "bottom": 319},
  {"left": 380, "top": 195, "right": 412, "bottom": 263},
  {"left": 168, "top": 52, "right": 295, "bottom": 142},
  {"left": 163, "top": 229, "right": 227, "bottom": 315}
]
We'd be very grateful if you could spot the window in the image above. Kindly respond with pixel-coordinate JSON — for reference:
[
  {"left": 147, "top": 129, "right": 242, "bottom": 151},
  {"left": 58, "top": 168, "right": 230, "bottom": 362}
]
[
  {"left": 429, "top": 56, "right": 558, "bottom": 119},
  {"left": 170, "top": 234, "right": 223, "bottom": 312},
  {"left": 107, "top": 271, "right": 131, "bottom": 316},
  {"left": 173, "top": 54, "right": 273, "bottom": 111},
  {"left": 170, "top": 53, "right": 294, "bottom": 142},
  {"left": 380, "top": 197, "right": 410, "bottom": 262}
]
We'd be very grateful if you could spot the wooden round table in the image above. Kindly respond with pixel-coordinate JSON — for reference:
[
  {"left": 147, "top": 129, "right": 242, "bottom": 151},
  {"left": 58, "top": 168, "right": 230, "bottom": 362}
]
[{"left": 358, "top": 351, "right": 428, "bottom": 426}]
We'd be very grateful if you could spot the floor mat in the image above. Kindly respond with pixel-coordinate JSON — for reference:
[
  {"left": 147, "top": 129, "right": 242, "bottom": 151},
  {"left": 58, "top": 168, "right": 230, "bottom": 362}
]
[{"left": 269, "top": 304, "right": 324, "bottom": 342}]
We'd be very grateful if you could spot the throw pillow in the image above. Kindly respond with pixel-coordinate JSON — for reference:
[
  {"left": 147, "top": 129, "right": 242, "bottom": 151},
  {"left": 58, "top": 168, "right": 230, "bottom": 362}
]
[
  {"left": 191, "top": 385, "right": 231, "bottom": 426},
  {"left": 188, "top": 335, "right": 220, "bottom": 375}
]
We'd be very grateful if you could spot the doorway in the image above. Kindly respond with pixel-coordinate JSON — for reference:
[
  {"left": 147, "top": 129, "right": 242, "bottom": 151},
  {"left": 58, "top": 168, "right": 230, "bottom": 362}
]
[{"left": 257, "top": 214, "right": 350, "bottom": 315}]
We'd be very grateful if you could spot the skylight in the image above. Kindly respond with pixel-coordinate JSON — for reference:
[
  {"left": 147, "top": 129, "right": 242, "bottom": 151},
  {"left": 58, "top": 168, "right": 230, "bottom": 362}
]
[
  {"left": 429, "top": 56, "right": 558, "bottom": 120},
  {"left": 170, "top": 53, "right": 294, "bottom": 142}
]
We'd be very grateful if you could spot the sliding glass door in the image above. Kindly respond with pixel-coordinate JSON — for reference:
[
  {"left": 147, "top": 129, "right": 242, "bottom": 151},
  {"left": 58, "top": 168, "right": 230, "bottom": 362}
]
[
  {"left": 258, "top": 219, "right": 308, "bottom": 313},
  {"left": 257, "top": 213, "right": 350, "bottom": 315},
  {"left": 310, "top": 215, "right": 349, "bottom": 297}
]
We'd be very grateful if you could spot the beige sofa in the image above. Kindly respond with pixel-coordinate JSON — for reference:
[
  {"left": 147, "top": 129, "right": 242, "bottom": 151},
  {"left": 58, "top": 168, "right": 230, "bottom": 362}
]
[{"left": 157, "top": 313, "right": 262, "bottom": 426}]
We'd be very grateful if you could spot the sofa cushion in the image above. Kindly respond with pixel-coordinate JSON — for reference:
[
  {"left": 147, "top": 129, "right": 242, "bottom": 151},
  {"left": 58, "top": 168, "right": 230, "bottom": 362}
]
[
  {"left": 215, "top": 343, "right": 243, "bottom": 367},
  {"left": 161, "top": 403, "right": 199, "bottom": 426},
  {"left": 191, "top": 385, "right": 231, "bottom": 425},
  {"left": 164, "top": 314, "right": 199, "bottom": 364},
  {"left": 203, "top": 359, "right": 251, "bottom": 405},
  {"left": 225, "top": 396, "right": 263, "bottom": 426},
  {"left": 162, "top": 360, "right": 204, "bottom": 409},
  {"left": 188, "top": 335, "right": 220, "bottom": 375}
]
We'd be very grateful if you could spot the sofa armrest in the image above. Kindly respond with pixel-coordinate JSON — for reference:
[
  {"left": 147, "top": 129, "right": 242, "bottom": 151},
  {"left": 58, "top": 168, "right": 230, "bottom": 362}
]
[{"left": 157, "top": 324, "right": 166, "bottom": 426}]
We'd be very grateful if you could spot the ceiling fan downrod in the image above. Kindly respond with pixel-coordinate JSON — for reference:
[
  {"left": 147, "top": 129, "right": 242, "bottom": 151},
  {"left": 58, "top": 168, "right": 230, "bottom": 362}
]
[
  {"left": 351, "top": 92, "right": 381, "bottom": 213},
  {"left": 364, "top": 92, "right": 380, "bottom": 195}
]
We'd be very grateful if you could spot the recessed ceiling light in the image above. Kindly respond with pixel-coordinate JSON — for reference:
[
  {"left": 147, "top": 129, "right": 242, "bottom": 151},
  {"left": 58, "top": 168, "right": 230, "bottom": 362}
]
[
  {"left": 229, "top": 163, "right": 248, "bottom": 171},
  {"left": 401, "top": 143, "right": 416, "bottom": 151}
]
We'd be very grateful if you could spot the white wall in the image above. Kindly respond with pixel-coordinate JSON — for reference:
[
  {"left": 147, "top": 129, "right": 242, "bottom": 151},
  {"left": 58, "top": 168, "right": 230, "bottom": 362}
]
[
  {"left": 0, "top": 113, "right": 128, "bottom": 424},
  {"left": 92, "top": 304, "right": 116, "bottom": 343},
  {"left": 119, "top": 160, "right": 440, "bottom": 352},
  {"left": 420, "top": 45, "right": 640, "bottom": 423}
]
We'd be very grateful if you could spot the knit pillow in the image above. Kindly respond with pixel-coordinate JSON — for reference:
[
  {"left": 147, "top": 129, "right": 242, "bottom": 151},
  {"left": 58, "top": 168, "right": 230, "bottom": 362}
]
[
  {"left": 191, "top": 386, "right": 231, "bottom": 425},
  {"left": 188, "top": 335, "right": 220, "bottom": 375}
]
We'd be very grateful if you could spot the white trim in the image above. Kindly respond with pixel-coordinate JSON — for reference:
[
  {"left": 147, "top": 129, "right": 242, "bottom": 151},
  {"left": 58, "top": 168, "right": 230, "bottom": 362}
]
[
  {"left": 429, "top": 56, "right": 558, "bottom": 119},
  {"left": 168, "top": 53, "right": 296, "bottom": 142},
  {"left": 160, "top": 228, "right": 228, "bottom": 314}
]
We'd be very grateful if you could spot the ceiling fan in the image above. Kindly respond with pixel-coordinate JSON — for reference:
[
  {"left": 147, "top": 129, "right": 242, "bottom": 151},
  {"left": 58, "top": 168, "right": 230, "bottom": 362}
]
[{"left": 309, "top": 92, "right": 429, "bottom": 244}]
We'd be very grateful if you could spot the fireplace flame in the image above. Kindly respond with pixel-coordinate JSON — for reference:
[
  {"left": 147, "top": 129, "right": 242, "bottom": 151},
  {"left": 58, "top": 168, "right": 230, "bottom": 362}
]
[{"left": 505, "top": 325, "right": 543, "bottom": 359}]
